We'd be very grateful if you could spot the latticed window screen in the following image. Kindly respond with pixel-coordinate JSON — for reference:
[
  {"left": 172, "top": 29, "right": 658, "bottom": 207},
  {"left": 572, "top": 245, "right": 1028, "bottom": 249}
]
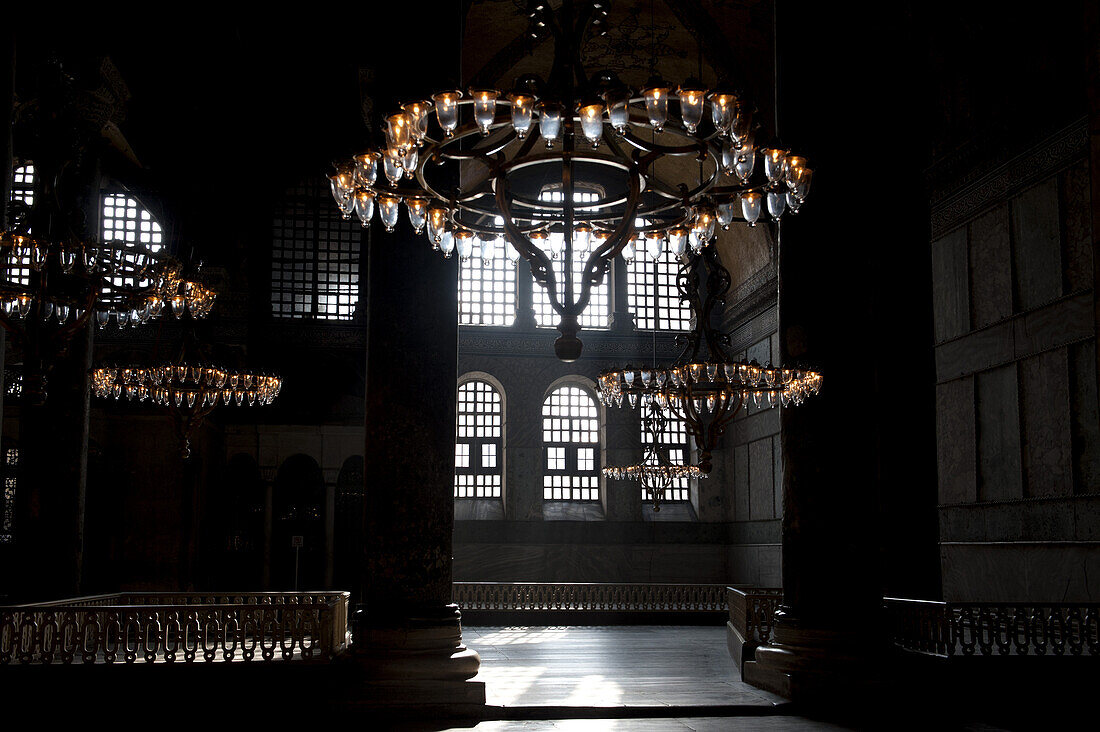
[
  {"left": 8, "top": 165, "right": 34, "bottom": 285},
  {"left": 459, "top": 236, "right": 517, "bottom": 326},
  {"left": 627, "top": 248, "right": 692, "bottom": 331},
  {"left": 542, "top": 385, "right": 600, "bottom": 500},
  {"left": 533, "top": 190, "right": 610, "bottom": 329},
  {"left": 101, "top": 193, "right": 164, "bottom": 291},
  {"left": 271, "top": 179, "right": 360, "bottom": 320},
  {"left": 454, "top": 380, "right": 503, "bottom": 498},
  {"left": 640, "top": 413, "right": 692, "bottom": 503},
  {"left": 1, "top": 446, "right": 18, "bottom": 544}
]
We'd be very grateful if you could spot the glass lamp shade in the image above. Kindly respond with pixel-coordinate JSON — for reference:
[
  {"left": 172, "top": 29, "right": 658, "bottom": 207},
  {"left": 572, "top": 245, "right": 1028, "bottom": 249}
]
[
  {"left": 741, "top": 191, "right": 763, "bottom": 226},
  {"left": 455, "top": 230, "right": 475, "bottom": 261},
  {"left": 337, "top": 191, "right": 356, "bottom": 219},
  {"left": 678, "top": 86, "right": 706, "bottom": 133},
  {"left": 479, "top": 235, "right": 498, "bottom": 266},
  {"left": 642, "top": 85, "right": 670, "bottom": 132},
  {"left": 401, "top": 100, "right": 433, "bottom": 143},
  {"left": 469, "top": 88, "right": 500, "bottom": 135},
  {"left": 730, "top": 101, "right": 753, "bottom": 147},
  {"left": 762, "top": 147, "right": 789, "bottom": 184},
  {"left": 354, "top": 190, "right": 376, "bottom": 227},
  {"left": 383, "top": 149, "right": 403, "bottom": 186},
  {"left": 352, "top": 152, "right": 380, "bottom": 187},
  {"left": 378, "top": 195, "right": 401, "bottom": 232},
  {"left": 645, "top": 231, "right": 666, "bottom": 260},
  {"left": 406, "top": 197, "right": 429, "bottom": 233},
  {"left": 427, "top": 206, "right": 449, "bottom": 244},
  {"left": 694, "top": 207, "right": 716, "bottom": 241},
  {"left": 432, "top": 90, "right": 463, "bottom": 136},
  {"left": 529, "top": 229, "right": 551, "bottom": 257},
  {"left": 385, "top": 112, "right": 413, "bottom": 156},
  {"left": 508, "top": 93, "right": 537, "bottom": 138},
  {"left": 668, "top": 227, "right": 688, "bottom": 257},
  {"left": 767, "top": 192, "right": 786, "bottom": 220},
  {"left": 439, "top": 227, "right": 456, "bottom": 258},
  {"left": 590, "top": 230, "right": 611, "bottom": 253},
  {"left": 602, "top": 89, "right": 630, "bottom": 133},
  {"left": 578, "top": 102, "right": 604, "bottom": 145},
  {"left": 402, "top": 148, "right": 418, "bottom": 178},
  {"left": 621, "top": 234, "right": 637, "bottom": 262},
  {"left": 734, "top": 147, "right": 756, "bottom": 184},
  {"left": 708, "top": 92, "right": 736, "bottom": 134},
  {"left": 505, "top": 238, "right": 521, "bottom": 264},
  {"left": 785, "top": 157, "right": 813, "bottom": 200},
  {"left": 572, "top": 224, "right": 593, "bottom": 254},
  {"left": 538, "top": 102, "right": 563, "bottom": 147},
  {"left": 328, "top": 171, "right": 354, "bottom": 204},
  {"left": 786, "top": 192, "right": 803, "bottom": 214},
  {"left": 716, "top": 201, "right": 736, "bottom": 229}
]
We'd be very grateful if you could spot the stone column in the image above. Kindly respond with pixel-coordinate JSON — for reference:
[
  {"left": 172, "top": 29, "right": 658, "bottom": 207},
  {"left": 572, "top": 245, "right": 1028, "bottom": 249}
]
[
  {"left": 514, "top": 259, "right": 538, "bottom": 330},
  {"left": 608, "top": 258, "right": 635, "bottom": 334},
  {"left": 353, "top": 205, "right": 482, "bottom": 705}
]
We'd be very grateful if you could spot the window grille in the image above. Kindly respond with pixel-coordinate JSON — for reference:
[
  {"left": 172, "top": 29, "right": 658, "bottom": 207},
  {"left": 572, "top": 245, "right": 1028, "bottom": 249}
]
[
  {"left": 640, "top": 413, "right": 692, "bottom": 503},
  {"left": 532, "top": 190, "right": 609, "bottom": 329},
  {"left": 100, "top": 193, "right": 164, "bottom": 292},
  {"left": 454, "top": 379, "right": 503, "bottom": 498},
  {"left": 626, "top": 247, "right": 692, "bottom": 331},
  {"left": 459, "top": 234, "right": 517, "bottom": 326},
  {"left": 542, "top": 384, "right": 600, "bottom": 500}
]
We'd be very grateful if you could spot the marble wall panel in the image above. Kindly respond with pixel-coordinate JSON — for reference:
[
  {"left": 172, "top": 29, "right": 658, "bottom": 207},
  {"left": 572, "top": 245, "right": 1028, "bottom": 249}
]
[
  {"left": 748, "top": 438, "right": 774, "bottom": 521},
  {"left": 941, "top": 543, "right": 1100, "bottom": 602},
  {"left": 975, "top": 365, "right": 1023, "bottom": 502},
  {"left": 968, "top": 205, "right": 1013, "bottom": 329},
  {"left": 1060, "top": 159, "right": 1093, "bottom": 292},
  {"left": 1069, "top": 340, "right": 1100, "bottom": 494},
  {"left": 1011, "top": 177, "right": 1063, "bottom": 311},
  {"left": 733, "top": 443, "right": 750, "bottom": 520},
  {"left": 936, "top": 377, "right": 976, "bottom": 504},
  {"left": 1020, "top": 348, "right": 1073, "bottom": 497},
  {"left": 773, "top": 438, "right": 783, "bottom": 519},
  {"left": 932, "top": 228, "right": 970, "bottom": 343}
]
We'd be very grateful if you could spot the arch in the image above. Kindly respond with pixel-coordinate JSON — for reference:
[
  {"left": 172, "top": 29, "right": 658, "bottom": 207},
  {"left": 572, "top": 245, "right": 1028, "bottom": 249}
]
[
  {"left": 455, "top": 373, "right": 506, "bottom": 501},
  {"left": 272, "top": 453, "right": 325, "bottom": 589},
  {"left": 213, "top": 453, "right": 266, "bottom": 588},
  {"left": 541, "top": 378, "right": 603, "bottom": 502},
  {"left": 334, "top": 455, "right": 364, "bottom": 598}
]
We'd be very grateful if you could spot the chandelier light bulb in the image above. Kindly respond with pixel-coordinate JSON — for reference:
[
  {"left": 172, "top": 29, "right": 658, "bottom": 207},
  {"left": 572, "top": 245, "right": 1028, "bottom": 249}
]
[
  {"left": 354, "top": 189, "right": 375, "bottom": 227},
  {"left": 602, "top": 89, "right": 630, "bottom": 133},
  {"left": 572, "top": 224, "right": 593, "bottom": 255},
  {"left": 508, "top": 93, "right": 537, "bottom": 139},
  {"left": 786, "top": 192, "right": 803, "bottom": 214},
  {"left": 578, "top": 102, "right": 604, "bottom": 146},
  {"left": 767, "top": 191, "right": 786, "bottom": 220},
  {"left": 505, "top": 239, "right": 521, "bottom": 264},
  {"left": 643, "top": 84, "right": 670, "bottom": 132},
  {"left": 741, "top": 191, "right": 762, "bottom": 226},
  {"left": 402, "top": 148, "right": 419, "bottom": 179},
  {"left": 645, "top": 230, "right": 666, "bottom": 261},
  {"left": 621, "top": 234, "right": 637, "bottom": 262},
  {"left": 716, "top": 201, "right": 736, "bottom": 229},
  {"left": 762, "top": 146, "right": 789, "bottom": 184},
  {"left": 327, "top": 170, "right": 354, "bottom": 206},
  {"left": 406, "top": 197, "right": 429, "bottom": 233},
  {"left": 479, "top": 235, "right": 498, "bottom": 266},
  {"left": 538, "top": 102, "right": 563, "bottom": 147},
  {"left": 401, "top": 100, "right": 433, "bottom": 144},
  {"left": 378, "top": 194, "right": 402, "bottom": 233},
  {"left": 708, "top": 92, "right": 736, "bottom": 134},
  {"left": 668, "top": 227, "right": 688, "bottom": 257},
  {"left": 383, "top": 149, "right": 403, "bottom": 187},
  {"left": 590, "top": 230, "right": 611, "bottom": 255},
  {"left": 427, "top": 206, "right": 449, "bottom": 245},
  {"left": 730, "top": 100, "right": 753, "bottom": 147},
  {"left": 431, "top": 90, "right": 462, "bottom": 136},
  {"left": 677, "top": 84, "right": 706, "bottom": 133},
  {"left": 352, "top": 152, "right": 381, "bottom": 187},
  {"left": 385, "top": 112, "right": 413, "bottom": 156},
  {"left": 439, "top": 227, "right": 456, "bottom": 258},
  {"left": 469, "top": 88, "right": 500, "bottom": 135},
  {"left": 455, "top": 230, "right": 475, "bottom": 261},
  {"left": 734, "top": 146, "right": 756, "bottom": 184}
]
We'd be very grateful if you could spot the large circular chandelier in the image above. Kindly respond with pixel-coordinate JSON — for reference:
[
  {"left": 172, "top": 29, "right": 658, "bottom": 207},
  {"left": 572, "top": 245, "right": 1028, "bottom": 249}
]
[
  {"left": 328, "top": 0, "right": 813, "bottom": 360},
  {"left": 92, "top": 363, "right": 283, "bottom": 458}
]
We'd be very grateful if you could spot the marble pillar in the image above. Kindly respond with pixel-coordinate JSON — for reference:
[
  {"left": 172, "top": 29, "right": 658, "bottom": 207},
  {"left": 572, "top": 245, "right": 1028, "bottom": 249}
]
[{"left": 353, "top": 203, "right": 482, "bottom": 704}]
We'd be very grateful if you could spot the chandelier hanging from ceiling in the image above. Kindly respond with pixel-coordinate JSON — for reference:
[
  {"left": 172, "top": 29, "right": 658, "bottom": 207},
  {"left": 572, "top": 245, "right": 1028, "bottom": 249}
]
[
  {"left": 599, "top": 246, "right": 822, "bottom": 476},
  {"left": 328, "top": 0, "right": 812, "bottom": 360}
]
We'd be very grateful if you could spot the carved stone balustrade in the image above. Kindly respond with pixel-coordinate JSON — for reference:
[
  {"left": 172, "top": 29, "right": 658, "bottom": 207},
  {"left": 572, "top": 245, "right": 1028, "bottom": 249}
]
[
  {"left": 453, "top": 582, "right": 729, "bottom": 614},
  {"left": 0, "top": 591, "right": 350, "bottom": 665},
  {"left": 725, "top": 586, "right": 783, "bottom": 674}
]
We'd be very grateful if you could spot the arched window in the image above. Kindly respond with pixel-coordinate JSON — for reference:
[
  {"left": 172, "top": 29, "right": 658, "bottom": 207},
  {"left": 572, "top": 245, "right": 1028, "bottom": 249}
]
[
  {"left": 532, "top": 189, "right": 610, "bottom": 329},
  {"left": 8, "top": 164, "right": 35, "bottom": 285},
  {"left": 454, "top": 378, "right": 503, "bottom": 498},
  {"left": 626, "top": 247, "right": 692, "bottom": 331},
  {"left": 459, "top": 230, "right": 517, "bottom": 326},
  {"left": 640, "top": 413, "right": 692, "bottom": 503},
  {"left": 542, "top": 383, "right": 601, "bottom": 501},
  {"left": 271, "top": 178, "right": 360, "bottom": 320},
  {"left": 100, "top": 192, "right": 164, "bottom": 291}
]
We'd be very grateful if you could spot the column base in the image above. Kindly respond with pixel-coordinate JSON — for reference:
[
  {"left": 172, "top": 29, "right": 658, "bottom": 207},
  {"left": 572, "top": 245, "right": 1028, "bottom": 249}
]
[
  {"left": 350, "top": 603, "right": 482, "bottom": 682},
  {"left": 748, "top": 610, "right": 891, "bottom": 705}
]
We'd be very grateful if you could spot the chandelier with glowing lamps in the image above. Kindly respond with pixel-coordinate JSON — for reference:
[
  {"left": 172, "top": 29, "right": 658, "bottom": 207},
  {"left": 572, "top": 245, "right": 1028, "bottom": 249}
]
[
  {"left": 599, "top": 246, "right": 822, "bottom": 478},
  {"left": 328, "top": 0, "right": 813, "bottom": 361}
]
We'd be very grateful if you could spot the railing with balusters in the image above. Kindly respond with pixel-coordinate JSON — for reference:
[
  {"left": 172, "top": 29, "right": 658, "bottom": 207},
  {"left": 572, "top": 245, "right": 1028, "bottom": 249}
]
[
  {"left": 885, "top": 598, "right": 1099, "bottom": 658},
  {"left": 452, "top": 582, "right": 729, "bottom": 612},
  {"left": 727, "top": 587, "right": 783, "bottom": 646},
  {"left": 0, "top": 591, "right": 350, "bottom": 665}
]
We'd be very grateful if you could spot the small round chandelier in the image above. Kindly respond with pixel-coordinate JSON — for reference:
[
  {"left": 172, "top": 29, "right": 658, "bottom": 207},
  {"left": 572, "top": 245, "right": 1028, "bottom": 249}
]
[
  {"left": 93, "top": 363, "right": 283, "bottom": 458},
  {"left": 604, "top": 397, "right": 706, "bottom": 511},
  {"left": 598, "top": 247, "right": 822, "bottom": 474},
  {"left": 328, "top": 0, "right": 812, "bottom": 360}
]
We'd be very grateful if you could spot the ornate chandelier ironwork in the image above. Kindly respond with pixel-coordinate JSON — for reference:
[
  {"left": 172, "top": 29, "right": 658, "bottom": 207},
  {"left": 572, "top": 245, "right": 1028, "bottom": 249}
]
[
  {"left": 92, "top": 362, "right": 282, "bottom": 458},
  {"left": 598, "top": 247, "right": 822, "bottom": 474},
  {"left": 328, "top": 0, "right": 812, "bottom": 360}
]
